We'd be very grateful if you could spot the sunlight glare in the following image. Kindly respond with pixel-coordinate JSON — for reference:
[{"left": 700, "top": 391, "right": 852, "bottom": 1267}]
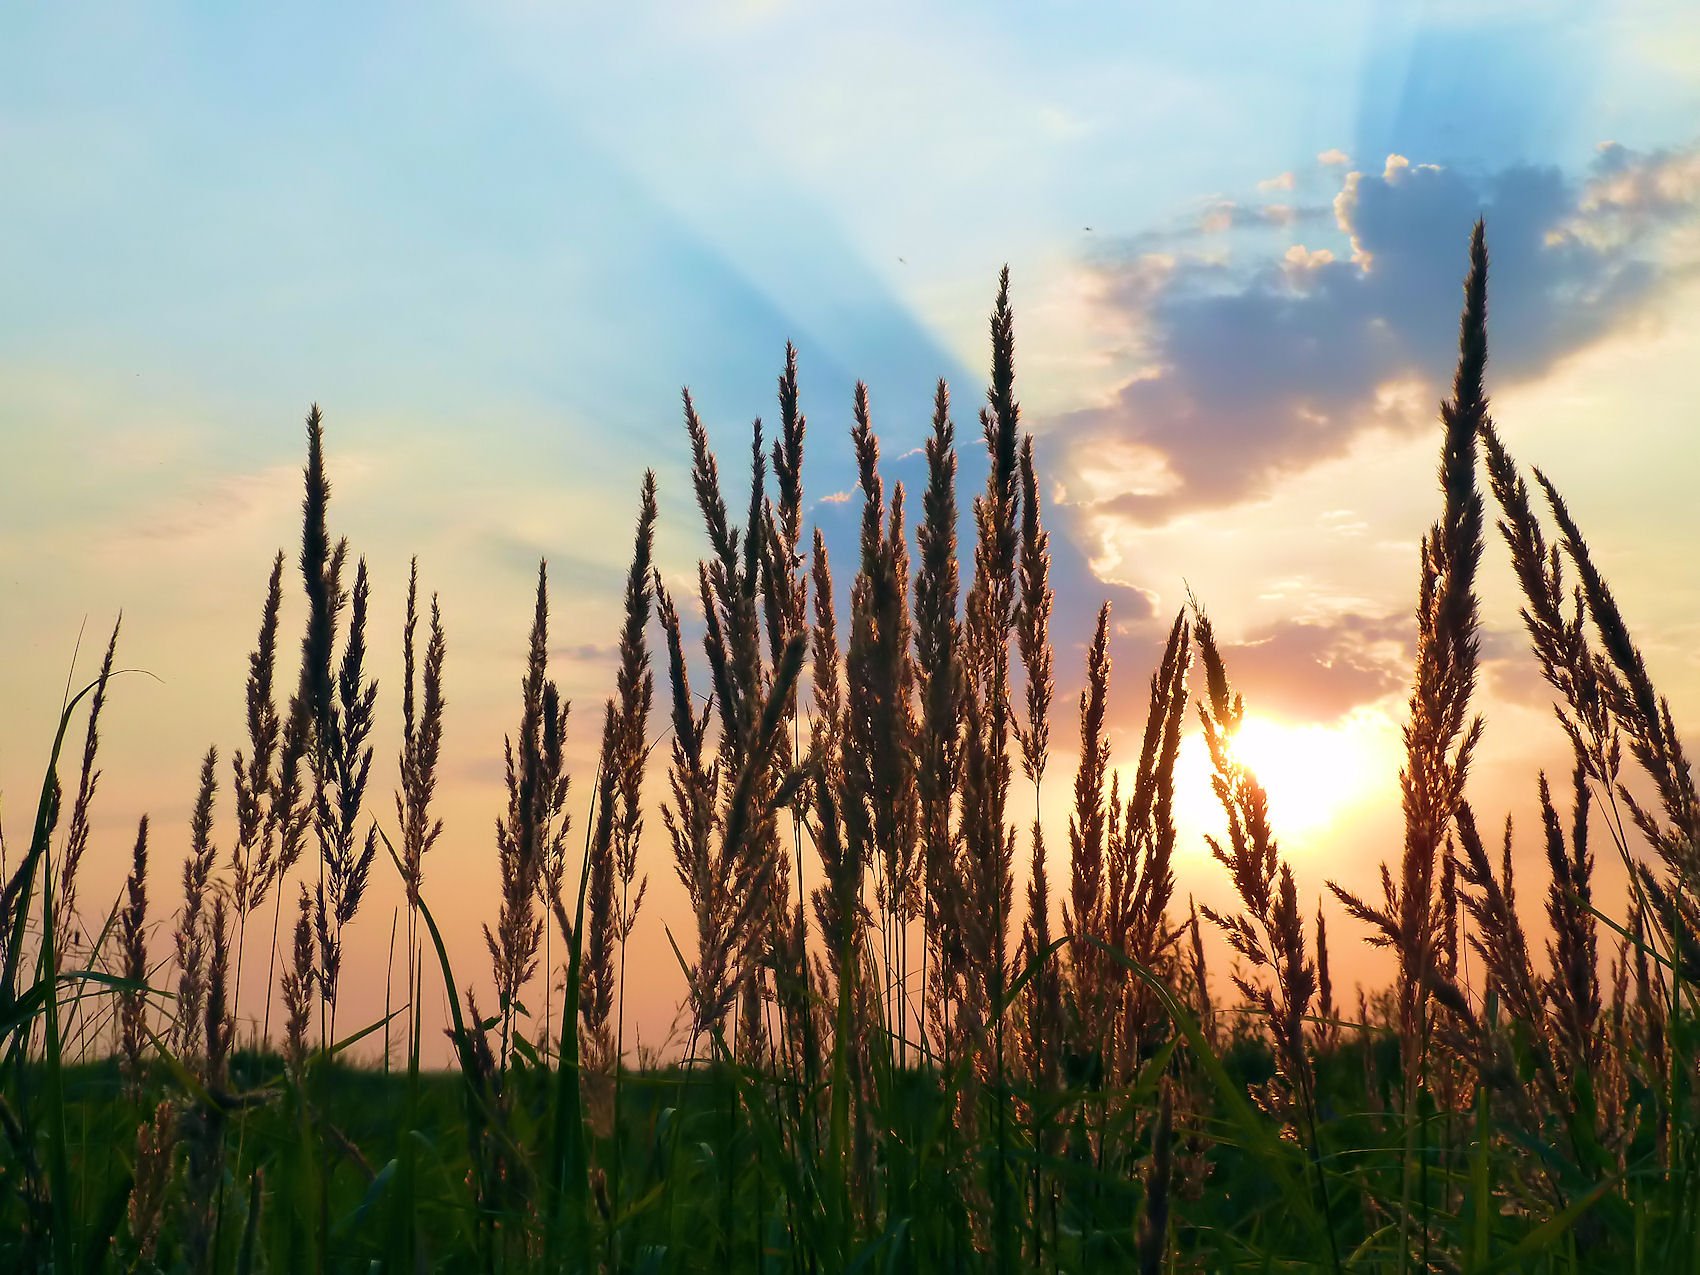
[{"left": 1168, "top": 708, "right": 1398, "bottom": 848}]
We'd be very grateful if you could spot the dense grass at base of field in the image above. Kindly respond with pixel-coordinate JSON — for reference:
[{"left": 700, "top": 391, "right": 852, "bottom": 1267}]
[{"left": 24, "top": 1035, "right": 1382, "bottom": 1272}]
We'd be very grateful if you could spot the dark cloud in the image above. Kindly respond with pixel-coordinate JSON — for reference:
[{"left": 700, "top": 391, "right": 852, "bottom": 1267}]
[{"left": 1056, "top": 144, "right": 1700, "bottom": 528}]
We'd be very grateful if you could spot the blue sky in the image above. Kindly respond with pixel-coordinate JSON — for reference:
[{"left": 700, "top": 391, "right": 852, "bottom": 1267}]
[{"left": 4, "top": 0, "right": 1698, "bottom": 1052}]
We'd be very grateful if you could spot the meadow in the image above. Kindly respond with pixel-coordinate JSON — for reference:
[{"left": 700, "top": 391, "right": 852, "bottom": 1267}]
[{"left": 2, "top": 222, "right": 1695, "bottom": 1272}]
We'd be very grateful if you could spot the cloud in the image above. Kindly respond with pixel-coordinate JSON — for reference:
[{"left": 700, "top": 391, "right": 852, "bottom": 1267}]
[
  {"left": 1562, "top": 142, "right": 1700, "bottom": 247},
  {"left": 1053, "top": 142, "right": 1700, "bottom": 530},
  {"left": 1126, "top": 198, "right": 1330, "bottom": 247},
  {"left": 1206, "top": 611, "right": 1407, "bottom": 722},
  {"left": 120, "top": 464, "right": 299, "bottom": 547},
  {"left": 1477, "top": 623, "right": 1556, "bottom": 711},
  {"left": 1318, "top": 148, "right": 1351, "bottom": 167},
  {"left": 1258, "top": 171, "right": 1296, "bottom": 192},
  {"left": 1099, "top": 608, "right": 1407, "bottom": 731},
  {"left": 554, "top": 640, "right": 620, "bottom": 663}
]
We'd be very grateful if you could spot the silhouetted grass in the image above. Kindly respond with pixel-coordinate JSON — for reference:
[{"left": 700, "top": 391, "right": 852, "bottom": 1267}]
[{"left": 2, "top": 223, "right": 1695, "bottom": 1271}]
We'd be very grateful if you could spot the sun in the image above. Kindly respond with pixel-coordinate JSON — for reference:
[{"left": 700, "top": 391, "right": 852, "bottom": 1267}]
[{"left": 1169, "top": 709, "right": 1397, "bottom": 847}]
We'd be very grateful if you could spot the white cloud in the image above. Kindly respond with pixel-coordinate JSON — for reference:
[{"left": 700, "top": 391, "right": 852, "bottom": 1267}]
[{"left": 1282, "top": 243, "right": 1336, "bottom": 277}]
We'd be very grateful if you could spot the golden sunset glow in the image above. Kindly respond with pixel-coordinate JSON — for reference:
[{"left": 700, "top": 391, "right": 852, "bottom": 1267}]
[{"left": 1171, "top": 707, "right": 1402, "bottom": 847}]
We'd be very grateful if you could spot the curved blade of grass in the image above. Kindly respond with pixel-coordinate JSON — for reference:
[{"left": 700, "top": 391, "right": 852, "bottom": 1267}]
[
  {"left": 334, "top": 1157, "right": 398, "bottom": 1240},
  {"left": 376, "top": 829, "right": 474, "bottom": 1074},
  {"left": 3, "top": 674, "right": 138, "bottom": 1275},
  {"left": 1, "top": 675, "right": 103, "bottom": 1012},
  {"left": 318, "top": 1008, "right": 403, "bottom": 1063},
  {"left": 0, "top": 969, "right": 154, "bottom": 1040}
]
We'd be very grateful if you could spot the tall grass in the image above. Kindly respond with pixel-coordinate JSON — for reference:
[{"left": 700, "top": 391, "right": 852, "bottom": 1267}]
[{"left": 2, "top": 223, "right": 1697, "bottom": 1272}]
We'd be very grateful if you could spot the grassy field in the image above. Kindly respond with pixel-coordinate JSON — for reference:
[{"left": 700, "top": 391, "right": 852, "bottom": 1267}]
[
  {"left": 30, "top": 1036, "right": 1314, "bottom": 1271},
  {"left": 4, "top": 223, "right": 1698, "bottom": 1271}
]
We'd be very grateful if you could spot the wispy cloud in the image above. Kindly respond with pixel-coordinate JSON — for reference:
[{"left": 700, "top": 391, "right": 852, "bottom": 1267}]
[{"left": 1052, "top": 141, "right": 1700, "bottom": 531}]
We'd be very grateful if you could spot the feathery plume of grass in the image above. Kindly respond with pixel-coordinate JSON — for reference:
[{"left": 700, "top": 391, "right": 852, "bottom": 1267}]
[
  {"left": 662, "top": 552, "right": 809, "bottom": 1045},
  {"left": 807, "top": 532, "right": 862, "bottom": 994},
  {"left": 1447, "top": 803, "right": 1583, "bottom": 1173},
  {"left": 914, "top": 378, "right": 964, "bottom": 1055},
  {"left": 1478, "top": 425, "right": 1619, "bottom": 797},
  {"left": 1013, "top": 435, "right": 1054, "bottom": 1142},
  {"left": 290, "top": 406, "right": 380, "bottom": 1044},
  {"left": 126, "top": 1100, "right": 178, "bottom": 1267},
  {"left": 1316, "top": 904, "right": 1337, "bottom": 1054},
  {"left": 1059, "top": 600, "right": 1191, "bottom": 1107},
  {"left": 1625, "top": 896, "right": 1670, "bottom": 1170},
  {"left": 119, "top": 816, "right": 150, "bottom": 1097},
  {"left": 1065, "top": 603, "right": 1113, "bottom": 1054},
  {"left": 229, "top": 555, "right": 284, "bottom": 1033},
  {"left": 1013, "top": 429, "right": 1059, "bottom": 1115},
  {"left": 260, "top": 671, "right": 313, "bottom": 1046},
  {"left": 584, "top": 696, "right": 622, "bottom": 1056},
  {"left": 1602, "top": 931, "right": 1634, "bottom": 1148},
  {"left": 956, "top": 267, "right": 1024, "bottom": 1267},
  {"left": 396, "top": 556, "right": 446, "bottom": 1061},
  {"left": 1019, "top": 832, "right": 1061, "bottom": 1084},
  {"left": 1014, "top": 435, "right": 1053, "bottom": 792},
  {"left": 175, "top": 747, "right": 219, "bottom": 1058},
  {"left": 281, "top": 885, "right": 314, "bottom": 1073},
  {"left": 1530, "top": 462, "right": 1700, "bottom": 867},
  {"left": 1495, "top": 431, "right": 1700, "bottom": 991},
  {"left": 54, "top": 616, "right": 120, "bottom": 958},
  {"left": 683, "top": 595, "right": 809, "bottom": 1040},
  {"left": 486, "top": 561, "right": 571, "bottom": 1066},
  {"left": 1187, "top": 897, "right": 1215, "bottom": 1048},
  {"left": 182, "top": 895, "right": 233, "bottom": 1271},
  {"left": 1018, "top": 818, "right": 1062, "bottom": 1264},
  {"left": 1194, "top": 610, "right": 1317, "bottom": 1120},
  {"left": 683, "top": 392, "right": 762, "bottom": 758},
  {"left": 297, "top": 405, "right": 346, "bottom": 756},
  {"left": 1111, "top": 609, "right": 1191, "bottom": 1064},
  {"left": 206, "top": 894, "right": 234, "bottom": 1090},
  {"left": 958, "top": 269, "right": 1023, "bottom": 1048},
  {"left": 1542, "top": 764, "right": 1601, "bottom": 1083},
  {"left": 1477, "top": 420, "right": 1664, "bottom": 1017},
  {"left": 759, "top": 350, "right": 815, "bottom": 1068},
  {"left": 657, "top": 578, "right": 723, "bottom": 1040},
  {"left": 397, "top": 557, "right": 447, "bottom": 913},
  {"left": 763, "top": 344, "right": 810, "bottom": 681},
  {"left": 231, "top": 556, "right": 283, "bottom": 919},
  {"left": 683, "top": 396, "right": 791, "bottom": 1056},
  {"left": 584, "top": 473, "right": 658, "bottom": 1055},
  {"left": 1330, "top": 222, "right": 1488, "bottom": 1110},
  {"left": 314, "top": 556, "right": 378, "bottom": 1039},
  {"left": 1194, "top": 606, "right": 1338, "bottom": 1265},
  {"left": 843, "top": 382, "right": 921, "bottom": 1046}
]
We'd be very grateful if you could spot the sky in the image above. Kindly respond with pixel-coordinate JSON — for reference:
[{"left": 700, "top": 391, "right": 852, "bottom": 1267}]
[{"left": 3, "top": 0, "right": 1699, "bottom": 1062}]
